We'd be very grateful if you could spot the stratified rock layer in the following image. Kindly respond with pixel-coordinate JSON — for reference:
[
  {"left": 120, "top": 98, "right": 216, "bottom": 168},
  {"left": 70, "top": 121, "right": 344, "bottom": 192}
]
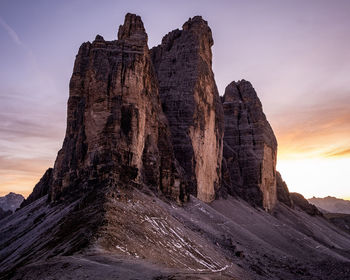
[
  {"left": 50, "top": 13, "right": 186, "bottom": 202},
  {"left": 151, "top": 16, "right": 224, "bottom": 202},
  {"left": 221, "top": 80, "right": 277, "bottom": 211}
]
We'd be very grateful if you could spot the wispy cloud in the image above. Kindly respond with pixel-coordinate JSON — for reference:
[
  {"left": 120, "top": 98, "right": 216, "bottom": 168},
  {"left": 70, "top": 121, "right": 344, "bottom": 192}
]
[
  {"left": 325, "top": 148, "right": 350, "bottom": 158},
  {"left": 0, "top": 16, "right": 22, "bottom": 46},
  {"left": 272, "top": 93, "right": 350, "bottom": 159},
  {"left": 0, "top": 15, "right": 41, "bottom": 77},
  {"left": 0, "top": 155, "right": 52, "bottom": 197}
]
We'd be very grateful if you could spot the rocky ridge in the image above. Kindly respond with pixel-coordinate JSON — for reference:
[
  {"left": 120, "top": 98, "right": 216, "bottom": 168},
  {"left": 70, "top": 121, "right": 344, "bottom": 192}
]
[
  {"left": 309, "top": 196, "right": 350, "bottom": 214},
  {"left": 276, "top": 171, "right": 293, "bottom": 208},
  {"left": 0, "top": 192, "right": 24, "bottom": 213},
  {"left": 20, "top": 168, "right": 53, "bottom": 208},
  {"left": 290, "top": 192, "right": 322, "bottom": 216}
]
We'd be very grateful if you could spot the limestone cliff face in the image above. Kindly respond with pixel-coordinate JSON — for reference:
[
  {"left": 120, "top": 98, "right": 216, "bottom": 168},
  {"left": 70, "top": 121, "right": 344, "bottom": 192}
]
[
  {"left": 151, "top": 17, "right": 224, "bottom": 203},
  {"left": 221, "top": 80, "right": 277, "bottom": 211},
  {"left": 50, "top": 14, "right": 186, "bottom": 202}
]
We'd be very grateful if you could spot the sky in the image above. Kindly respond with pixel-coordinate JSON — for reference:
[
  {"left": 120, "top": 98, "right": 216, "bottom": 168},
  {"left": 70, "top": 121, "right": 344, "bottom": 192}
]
[{"left": 0, "top": 0, "right": 349, "bottom": 199}]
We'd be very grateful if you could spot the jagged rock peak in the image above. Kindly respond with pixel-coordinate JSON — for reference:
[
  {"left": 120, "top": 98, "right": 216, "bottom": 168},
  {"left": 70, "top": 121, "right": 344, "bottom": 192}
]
[
  {"left": 94, "top": 34, "right": 105, "bottom": 41},
  {"left": 223, "top": 79, "right": 251, "bottom": 102},
  {"left": 182, "top": 16, "right": 213, "bottom": 44},
  {"left": 221, "top": 80, "right": 277, "bottom": 211},
  {"left": 223, "top": 80, "right": 277, "bottom": 148},
  {"left": 224, "top": 80, "right": 257, "bottom": 103},
  {"left": 118, "top": 13, "right": 147, "bottom": 43}
]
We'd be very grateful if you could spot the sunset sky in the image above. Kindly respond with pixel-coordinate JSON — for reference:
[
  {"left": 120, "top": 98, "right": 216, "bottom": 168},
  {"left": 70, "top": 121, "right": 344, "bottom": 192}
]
[{"left": 0, "top": 0, "right": 349, "bottom": 199}]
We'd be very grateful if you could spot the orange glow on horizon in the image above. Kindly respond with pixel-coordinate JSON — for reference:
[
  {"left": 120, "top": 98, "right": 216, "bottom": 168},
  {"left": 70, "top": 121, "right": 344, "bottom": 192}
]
[{"left": 0, "top": 157, "right": 53, "bottom": 198}]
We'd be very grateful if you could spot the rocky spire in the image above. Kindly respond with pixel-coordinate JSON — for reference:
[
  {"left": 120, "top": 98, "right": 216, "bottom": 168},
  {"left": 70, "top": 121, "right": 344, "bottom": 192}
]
[
  {"left": 221, "top": 80, "right": 277, "bottom": 211},
  {"left": 117, "top": 13, "right": 147, "bottom": 43},
  {"left": 47, "top": 13, "right": 186, "bottom": 202},
  {"left": 151, "top": 16, "right": 224, "bottom": 203}
]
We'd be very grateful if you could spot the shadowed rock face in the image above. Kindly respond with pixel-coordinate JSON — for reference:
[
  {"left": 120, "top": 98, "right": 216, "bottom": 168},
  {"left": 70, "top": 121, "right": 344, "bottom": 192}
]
[
  {"left": 290, "top": 193, "right": 323, "bottom": 216},
  {"left": 221, "top": 80, "right": 277, "bottom": 211},
  {"left": 151, "top": 16, "right": 224, "bottom": 202},
  {"left": 0, "top": 192, "right": 24, "bottom": 213},
  {"left": 276, "top": 171, "right": 293, "bottom": 208},
  {"left": 20, "top": 168, "right": 53, "bottom": 208},
  {"left": 49, "top": 13, "right": 186, "bottom": 203},
  {"left": 0, "top": 208, "right": 12, "bottom": 220}
]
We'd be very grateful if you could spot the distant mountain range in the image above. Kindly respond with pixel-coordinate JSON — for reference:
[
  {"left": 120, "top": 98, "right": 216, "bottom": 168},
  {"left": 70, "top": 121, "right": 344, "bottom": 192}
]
[
  {"left": 308, "top": 196, "right": 350, "bottom": 214},
  {"left": 0, "top": 192, "right": 24, "bottom": 220}
]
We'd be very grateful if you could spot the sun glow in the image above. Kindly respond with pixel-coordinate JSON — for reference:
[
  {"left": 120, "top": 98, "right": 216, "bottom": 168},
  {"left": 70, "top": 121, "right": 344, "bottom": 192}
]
[{"left": 277, "top": 157, "right": 350, "bottom": 199}]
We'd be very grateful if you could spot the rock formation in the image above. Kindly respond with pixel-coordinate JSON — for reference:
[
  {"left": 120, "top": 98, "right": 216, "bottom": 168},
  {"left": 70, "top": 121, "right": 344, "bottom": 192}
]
[
  {"left": 290, "top": 193, "right": 322, "bottom": 216},
  {"left": 49, "top": 13, "right": 186, "bottom": 203},
  {"left": 0, "top": 192, "right": 24, "bottom": 212},
  {"left": 221, "top": 80, "right": 277, "bottom": 211},
  {"left": 151, "top": 16, "right": 224, "bottom": 203},
  {"left": 276, "top": 171, "right": 293, "bottom": 207},
  {"left": 20, "top": 168, "right": 53, "bottom": 208}
]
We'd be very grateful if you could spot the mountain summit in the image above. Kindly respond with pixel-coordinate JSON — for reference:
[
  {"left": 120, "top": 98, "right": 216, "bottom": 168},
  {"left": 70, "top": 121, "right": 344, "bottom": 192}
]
[{"left": 1, "top": 14, "right": 350, "bottom": 280}]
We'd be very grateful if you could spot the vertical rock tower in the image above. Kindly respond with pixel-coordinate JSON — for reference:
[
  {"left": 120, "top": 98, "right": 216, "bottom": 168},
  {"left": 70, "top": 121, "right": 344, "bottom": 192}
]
[
  {"left": 221, "top": 80, "right": 277, "bottom": 211},
  {"left": 50, "top": 14, "right": 186, "bottom": 202},
  {"left": 151, "top": 17, "right": 224, "bottom": 202}
]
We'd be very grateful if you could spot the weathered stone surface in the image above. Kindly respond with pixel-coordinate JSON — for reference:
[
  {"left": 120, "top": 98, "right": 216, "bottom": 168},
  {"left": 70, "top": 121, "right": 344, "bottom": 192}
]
[
  {"left": 290, "top": 192, "right": 322, "bottom": 216},
  {"left": 0, "top": 192, "right": 24, "bottom": 212},
  {"left": 324, "top": 213, "right": 350, "bottom": 234},
  {"left": 151, "top": 16, "right": 224, "bottom": 202},
  {"left": 20, "top": 168, "right": 53, "bottom": 208},
  {"left": 0, "top": 207, "right": 12, "bottom": 220},
  {"left": 221, "top": 80, "right": 277, "bottom": 211},
  {"left": 49, "top": 13, "right": 186, "bottom": 203},
  {"left": 276, "top": 171, "right": 293, "bottom": 207}
]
